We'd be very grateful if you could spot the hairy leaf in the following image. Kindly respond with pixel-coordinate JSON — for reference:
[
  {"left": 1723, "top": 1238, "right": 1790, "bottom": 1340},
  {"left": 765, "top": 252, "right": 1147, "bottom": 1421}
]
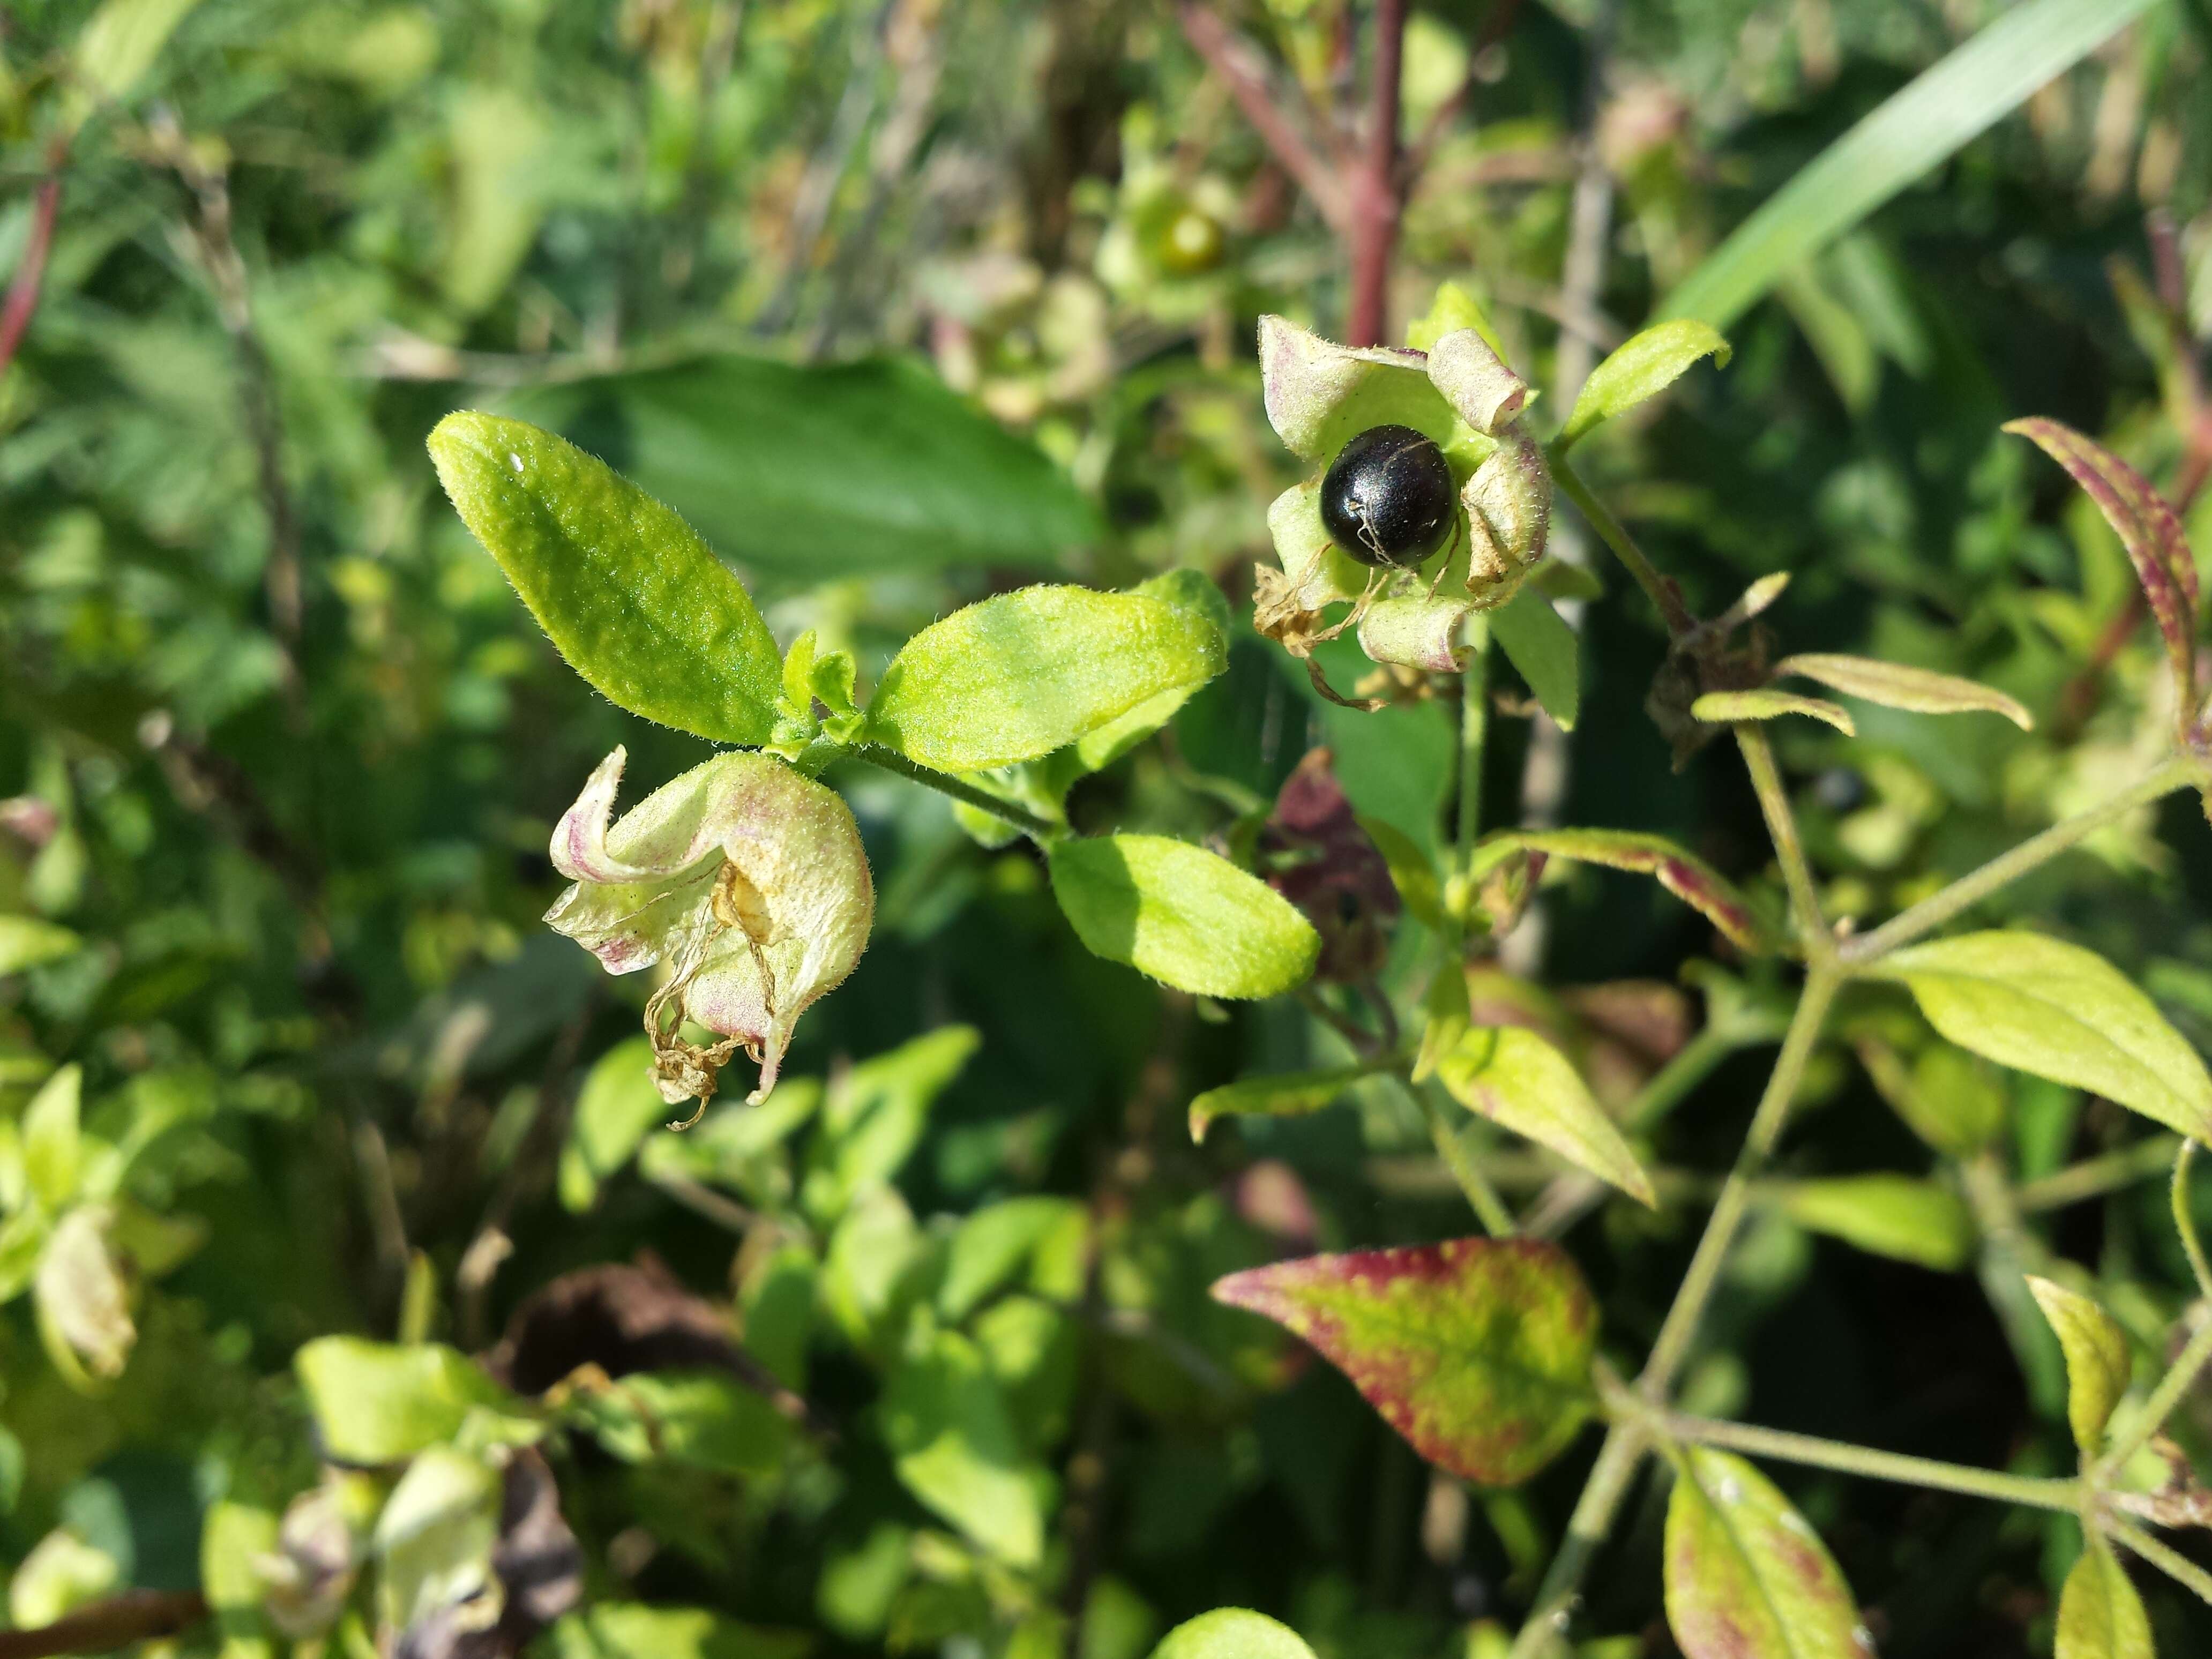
[
  {"left": 1775, "top": 1176, "right": 1974, "bottom": 1271},
  {"left": 1872, "top": 932, "right": 2212, "bottom": 1141},
  {"left": 1489, "top": 585, "right": 1580, "bottom": 730},
  {"left": 1484, "top": 828, "right": 1767, "bottom": 953},
  {"left": 2055, "top": 1544, "right": 2155, "bottom": 1659},
  {"left": 429, "top": 413, "right": 782, "bottom": 744},
  {"left": 1692, "top": 689, "right": 1855, "bottom": 737},
  {"left": 1773, "top": 654, "right": 2032, "bottom": 730},
  {"left": 865, "top": 587, "right": 1225, "bottom": 773},
  {"left": 1187, "top": 1064, "right": 1380, "bottom": 1144},
  {"left": 1150, "top": 1609, "right": 1318, "bottom": 1659},
  {"left": 1558, "top": 321, "right": 1731, "bottom": 449},
  {"left": 1212, "top": 1238, "right": 1598, "bottom": 1485},
  {"left": 1049, "top": 835, "right": 1318, "bottom": 999},
  {"left": 1664, "top": 1448, "right": 1875, "bottom": 1659},
  {"left": 2027, "top": 1276, "right": 2132, "bottom": 1455}
]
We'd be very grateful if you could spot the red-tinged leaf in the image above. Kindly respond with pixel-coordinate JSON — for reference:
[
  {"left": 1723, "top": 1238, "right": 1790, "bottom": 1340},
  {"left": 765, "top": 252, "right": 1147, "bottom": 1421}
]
[
  {"left": 1665, "top": 1448, "right": 1875, "bottom": 1659},
  {"left": 1211, "top": 1238, "right": 1597, "bottom": 1485},
  {"left": 2006, "top": 417, "right": 2197, "bottom": 712},
  {"left": 1483, "top": 828, "right": 1770, "bottom": 954}
]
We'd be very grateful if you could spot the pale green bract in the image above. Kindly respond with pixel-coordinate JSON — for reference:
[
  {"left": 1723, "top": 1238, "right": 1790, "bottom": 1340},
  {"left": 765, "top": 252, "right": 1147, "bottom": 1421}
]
[
  {"left": 864, "top": 586, "right": 1225, "bottom": 773},
  {"left": 1047, "top": 834, "right": 1318, "bottom": 999},
  {"left": 429, "top": 412, "right": 783, "bottom": 745},
  {"left": 2027, "top": 1276, "right": 2133, "bottom": 1456},
  {"left": 1150, "top": 1609, "right": 1319, "bottom": 1659},
  {"left": 1872, "top": 931, "right": 2212, "bottom": 1142},
  {"left": 1558, "top": 320, "right": 1730, "bottom": 450},
  {"left": 1663, "top": 1448, "right": 1874, "bottom": 1659}
]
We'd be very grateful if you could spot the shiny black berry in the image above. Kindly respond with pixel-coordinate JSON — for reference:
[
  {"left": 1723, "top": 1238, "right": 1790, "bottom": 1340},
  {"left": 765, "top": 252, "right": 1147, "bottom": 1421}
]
[{"left": 1319, "top": 424, "right": 1456, "bottom": 568}]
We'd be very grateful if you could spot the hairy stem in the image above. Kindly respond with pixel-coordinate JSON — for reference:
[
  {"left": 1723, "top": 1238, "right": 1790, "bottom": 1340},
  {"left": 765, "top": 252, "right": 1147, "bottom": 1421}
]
[
  {"left": 1843, "top": 754, "right": 2207, "bottom": 962},
  {"left": 849, "top": 745, "right": 1062, "bottom": 838},
  {"left": 2111, "top": 1519, "right": 2212, "bottom": 1608},
  {"left": 1507, "top": 1425, "right": 1649, "bottom": 1659},
  {"left": 2095, "top": 1295, "right": 2212, "bottom": 1484},
  {"left": 1736, "top": 723, "right": 1830, "bottom": 963},
  {"left": 1398, "top": 1074, "right": 1517, "bottom": 1236},
  {"left": 2176, "top": 1139, "right": 2212, "bottom": 1299},
  {"left": 1654, "top": 1411, "right": 2082, "bottom": 1513},
  {"left": 2014, "top": 1133, "right": 2181, "bottom": 1213},
  {"left": 1459, "top": 621, "right": 1491, "bottom": 862},
  {"left": 1546, "top": 450, "right": 1696, "bottom": 640}
]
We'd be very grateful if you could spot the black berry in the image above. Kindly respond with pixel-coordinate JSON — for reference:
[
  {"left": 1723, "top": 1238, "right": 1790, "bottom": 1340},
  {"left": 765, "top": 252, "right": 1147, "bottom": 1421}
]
[{"left": 1319, "top": 424, "right": 1456, "bottom": 568}]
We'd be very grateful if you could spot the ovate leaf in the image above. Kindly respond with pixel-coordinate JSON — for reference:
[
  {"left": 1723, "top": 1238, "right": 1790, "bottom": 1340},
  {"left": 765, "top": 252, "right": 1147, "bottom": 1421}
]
[
  {"left": 2006, "top": 417, "right": 2198, "bottom": 713},
  {"left": 294, "top": 1339, "right": 518, "bottom": 1465},
  {"left": 2055, "top": 1543, "right": 2155, "bottom": 1659},
  {"left": 21, "top": 1064, "right": 83, "bottom": 1211},
  {"left": 1872, "top": 932, "right": 2212, "bottom": 1141},
  {"left": 1212, "top": 1237, "right": 1598, "bottom": 1485},
  {"left": 1048, "top": 835, "right": 1318, "bottom": 999},
  {"left": 0, "top": 917, "right": 81, "bottom": 976},
  {"left": 1558, "top": 321, "right": 1731, "bottom": 450},
  {"left": 880, "top": 1329, "right": 1049, "bottom": 1566},
  {"left": 1416, "top": 1021, "right": 1654, "bottom": 1206},
  {"left": 865, "top": 587, "right": 1225, "bottom": 773},
  {"left": 1692, "top": 689, "right": 1855, "bottom": 737},
  {"left": 1187, "top": 1064, "right": 1380, "bottom": 1144},
  {"left": 1775, "top": 1176, "right": 1974, "bottom": 1271},
  {"left": 429, "top": 413, "right": 782, "bottom": 745},
  {"left": 1489, "top": 585, "right": 1580, "bottom": 730},
  {"left": 1664, "top": 1448, "right": 1875, "bottom": 1659},
  {"left": 1774, "top": 654, "right": 2032, "bottom": 730},
  {"left": 1483, "top": 828, "right": 1767, "bottom": 953},
  {"left": 1150, "top": 1609, "right": 1318, "bottom": 1659},
  {"left": 2026, "top": 1276, "right": 2132, "bottom": 1455}
]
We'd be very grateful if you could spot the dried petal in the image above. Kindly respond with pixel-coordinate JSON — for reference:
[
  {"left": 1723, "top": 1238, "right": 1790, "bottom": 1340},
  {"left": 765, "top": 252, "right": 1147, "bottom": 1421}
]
[{"left": 545, "top": 748, "right": 873, "bottom": 1107}]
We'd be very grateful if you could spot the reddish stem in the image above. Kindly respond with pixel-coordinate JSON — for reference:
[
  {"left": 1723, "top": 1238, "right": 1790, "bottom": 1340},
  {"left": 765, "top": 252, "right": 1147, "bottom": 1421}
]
[
  {"left": 1176, "top": 3, "right": 1349, "bottom": 233},
  {"left": 1343, "top": 0, "right": 1406, "bottom": 347},
  {"left": 0, "top": 153, "right": 65, "bottom": 382},
  {"left": 0, "top": 1591, "right": 207, "bottom": 1659}
]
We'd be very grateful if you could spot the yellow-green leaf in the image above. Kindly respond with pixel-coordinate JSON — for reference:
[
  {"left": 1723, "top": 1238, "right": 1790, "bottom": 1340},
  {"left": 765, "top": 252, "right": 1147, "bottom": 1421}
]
[
  {"left": 1187, "top": 1064, "right": 1380, "bottom": 1144},
  {"left": 294, "top": 1338, "right": 520, "bottom": 1465},
  {"left": 1775, "top": 1176, "right": 1974, "bottom": 1271},
  {"left": 1483, "top": 827, "right": 1768, "bottom": 954},
  {"left": 1872, "top": 932, "right": 2212, "bottom": 1142},
  {"left": 1048, "top": 835, "right": 1317, "bottom": 999},
  {"left": 2056, "top": 1543, "right": 2155, "bottom": 1659},
  {"left": 0, "top": 917, "right": 81, "bottom": 976},
  {"left": 1773, "top": 654, "right": 2032, "bottom": 730},
  {"left": 1664, "top": 1448, "right": 1874, "bottom": 1659},
  {"left": 1558, "top": 321, "right": 1731, "bottom": 450},
  {"left": 1150, "top": 1610, "right": 1318, "bottom": 1659},
  {"left": 1692, "top": 689, "right": 1855, "bottom": 737},
  {"left": 1417, "top": 1020, "right": 1654, "bottom": 1207},
  {"left": 2027, "top": 1276, "right": 2132, "bottom": 1456},
  {"left": 1489, "top": 585, "right": 1580, "bottom": 730}
]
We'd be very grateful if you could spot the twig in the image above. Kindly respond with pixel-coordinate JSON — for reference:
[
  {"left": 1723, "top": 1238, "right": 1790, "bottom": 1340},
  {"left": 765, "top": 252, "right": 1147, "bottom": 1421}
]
[
  {"left": 1176, "top": 3, "right": 1350, "bottom": 233},
  {"left": 1343, "top": 0, "right": 1408, "bottom": 347},
  {"left": 0, "top": 1591, "right": 207, "bottom": 1659},
  {"left": 0, "top": 142, "right": 66, "bottom": 383}
]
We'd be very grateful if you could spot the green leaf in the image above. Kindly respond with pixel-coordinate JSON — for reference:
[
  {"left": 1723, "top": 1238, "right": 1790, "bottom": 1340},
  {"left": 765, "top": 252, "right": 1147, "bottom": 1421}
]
[
  {"left": 1774, "top": 1176, "right": 1974, "bottom": 1271},
  {"left": 566, "top": 1371, "right": 792, "bottom": 1478},
  {"left": 939, "top": 1197, "right": 1088, "bottom": 1320},
  {"left": 1415, "top": 1019, "right": 1655, "bottom": 1207},
  {"left": 1187, "top": 1063, "right": 1381, "bottom": 1144},
  {"left": 2006, "top": 418, "right": 2198, "bottom": 707},
  {"left": 21, "top": 1064, "right": 82, "bottom": 1211},
  {"left": 294, "top": 1338, "right": 518, "bottom": 1464},
  {"left": 0, "top": 917, "right": 81, "bottom": 976},
  {"left": 1212, "top": 1237, "right": 1598, "bottom": 1485},
  {"left": 1149, "top": 1609, "right": 1318, "bottom": 1659},
  {"left": 2055, "top": 1543, "right": 2156, "bottom": 1659},
  {"left": 428, "top": 412, "right": 782, "bottom": 745},
  {"left": 1854, "top": 1038, "right": 2007, "bottom": 1159},
  {"left": 553, "top": 1604, "right": 814, "bottom": 1659},
  {"left": 1664, "top": 1448, "right": 1874, "bottom": 1659},
  {"left": 1359, "top": 814, "right": 1444, "bottom": 930},
  {"left": 1773, "top": 654, "right": 2032, "bottom": 730},
  {"left": 1489, "top": 585, "right": 1580, "bottom": 730},
  {"left": 1870, "top": 932, "right": 2212, "bottom": 1141},
  {"left": 1558, "top": 321, "right": 1731, "bottom": 450},
  {"left": 372, "top": 1445, "right": 501, "bottom": 1638},
  {"left": 2026, "top": 1276, "right": 2132, "bottom": 1456},
  {"left": 1660, "top": 0, "right": 2161, "bottom": 330},
  {"left": 73, "top": 0, "right": 203, "bottom": 101},
  {"left": 865, "top": 587, "right": 1224, "bottom": 773},
  {"left": 1692, "top": 689, "right": 1855, "bottom": 737},
  {"left": 1483, "top": 828, "right": 1767, "bottom": 953},
  {"left": 1048, "top": 835, "right": 1318, "bottom": 999},
  {"left": 881, "top": 1329, "right": 1050, "bottom": 1567},
  {"left": 509, "top": 355, "right": 1100, "bottom": 577},
  {"left": 560, "top": 1037, "right": 668, "bottom": 1212},
  {"left": 35, "top": 1207, "right": 133, "bottom": 1384},
  {"left": 805, "top": 1026, "right": 978, "bottom": 1222}
]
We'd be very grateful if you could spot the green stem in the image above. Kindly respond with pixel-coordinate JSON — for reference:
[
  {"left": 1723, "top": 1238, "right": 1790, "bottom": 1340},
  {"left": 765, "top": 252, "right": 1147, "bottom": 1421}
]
[
  {"left": 2014, "top": 1134, "right": 2181, "bottom": 1214},
  {"left": 1548, "top": 450, "right": 1696, "bottom": 640},
  {"left": 2095, "top": 1290, "right": 2212, "bottom": 1483},
  {"left": 1458, "top": 620, "right": 1491, "bottom": 863},
  {"left": 1735, "top": 723, "right": 1831, "bottom": 966},
  {"left": 2110, "top": 1519, "right": 2212, "bottom": 1608},
  {"left": 2175, "top": 1139, "right": 2212, "bottom": 1299},
  {"left": 1394, "top": 1074, "right": 1516, "bottom": 1237},
  {"left": 1654, "top": 1411, "right": 2082, "bottom": 1513},
  {"left": 1626, "top": 1018, "right": 1787, "bottom": 1133},
  {"left": 1506, "top": 1425, "right": 1649, "bottom": 1659},
  {"left": 1842, "top": 755, "right": 2206, "bottom": 963},
  {"left": 849, "top": 744, "right": 1062, "bottom": 838}
]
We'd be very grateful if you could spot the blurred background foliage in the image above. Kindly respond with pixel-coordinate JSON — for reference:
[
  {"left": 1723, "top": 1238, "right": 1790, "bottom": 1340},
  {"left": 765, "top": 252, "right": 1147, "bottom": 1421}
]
[{"left": 2, "top": 0, "right": 2211, "bottom": 1654}]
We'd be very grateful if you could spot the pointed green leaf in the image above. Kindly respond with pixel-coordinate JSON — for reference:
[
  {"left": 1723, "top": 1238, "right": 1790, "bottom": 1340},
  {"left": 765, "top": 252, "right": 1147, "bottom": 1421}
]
[
  {"left": 294, "top": 1339, "right": 519, "bottom": 1464},
  {"left": 1870, "top": 932, "right": 2212, "bottom": 1141},
  {"left": 2056, "top": 1543, "right": 2155, "bottom": 1659},
  {"left": 1558, "top": 321, "right": 1731, "bottom": 450},
  {"left": 1212, "top": 1237, "right": 1598, "bottom": 1485},
  {"left": 1483, "top": 828, "right": 1768, "bottom": 953},
  {"left": 1773, "top": 654, "right": 2032, "bottom": 730},
  {"left": 1187, "top": 1063, "right": 1382, "bottom": 1144},
  {"left": 2026, "top": 1276, "right": 2132, "bottom": 1455},
  {"left": 1660, "top": 0, "right": 2161, "bottom": 330},
  {"left": 881, "top": 1329, "right": 1049, "bottom": 1566},
  {"left": 429, "top": 412, "right": 782, "bottom": 744},
  {"left": 1416, "top": 1020, "right": 1654, "bottom": 1207},
  {"left": 1489, "top": 585, "right": 1580, "bottom": 730},
  {"left": 1692, "top": 689, "right": 1855, "bottom": 737},
  {"left": 0, "top": 917, "right": 81, "bottom": 976},
  {"left": 1664, "top": 1447, "right": 1875, "bottom": 1659},
  {"left": 1774, "top": 1176, "right": 1974, "bottom": 1271},
  {"left": 1048, "top": 834, "right": 1318, "bottom": 999},
  {"left": 865, "top": 587, "right": 1225, "bottom": 773},
  {"left": 1150, "top": 1610, "right": 1318, "bottom": 1659}
]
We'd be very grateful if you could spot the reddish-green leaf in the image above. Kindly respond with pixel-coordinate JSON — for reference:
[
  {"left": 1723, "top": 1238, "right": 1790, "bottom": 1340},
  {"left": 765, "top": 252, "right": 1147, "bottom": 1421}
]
[
  {"left": 2006, "top": 418, "right": 2198, "bottom": 714},
  {"left": 1211, "top": 1238, "right": 1597, "bottom": 1485},
  {"left": 1484, "top": 828, "right": 1768, "bottom": 953},
  {"left": 1664, "top": 1448, "right": 1874, "bottom": 1659}
]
